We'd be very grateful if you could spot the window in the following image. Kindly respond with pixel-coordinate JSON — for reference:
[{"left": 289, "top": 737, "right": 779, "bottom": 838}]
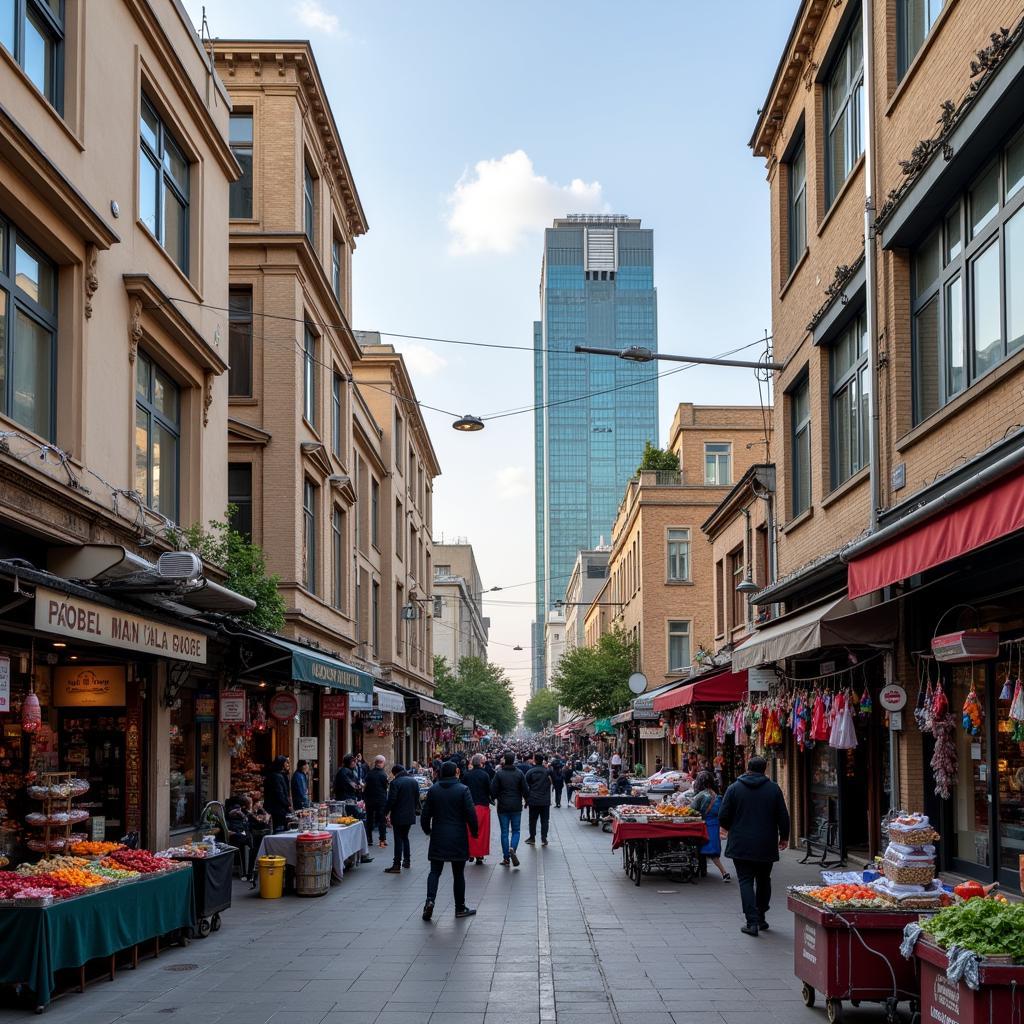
[
  {"left": 433, "top": 595, "right": 442, "bottom": 618},
  {"left": 229, "top": 113, "right": 253, "bottom": 218},
  {"left": 228, "top": 463, "right": 252, "bottom": 542},
  {"left": 825, "top": 13, "right": 864, "bottom": 206},
  {"left": 0, "top": 217, "right": 56, "bottom": 439},
  {"left": 302, "top": 478, "right": 318, "bottom": 593},
  {"left": 788, "top": 136, "right": 807, "bottom": 273},
  {"left": 830, "top": 312, "right": 869, "bottom": 487},
  {"left": 303, "top": 162, "right": 315, "bottom": 244},
  {"left": 911, "top": 131, "right": 1024, "bottom": 424},
  {"left": 370, "top": 477, "right": 380, "bottom": 548},
  {"left": 303, "top": 325, "right": 317, "bottom": 425},
  {"left": 898, "top": 0, "right": 945, "bottom": 79},
  {"left": 791, "top": 376, "right": 811, "bottom": 517},
  {"left": 228, "top": 288, "right": 252, "bottom": 397},
  {"left": 139, "top": 95, "right": 189, "bottom": 274},
  {"left": 435, "top": 564, "right": 450, "bottom": 577},
  {"left": 731, "top": 549, "right": 746, "bottom": 629},
  {"left": 394, "top": 413, "right": 404, "bottom": 470},
  {"left": 371, "top": 579, "right": 380, "bottom": 656},
  {"left": 715, "top": 559, "right": 725, "bottom": 635},
  {"left": 395, "top": 500, "right": 403, "bottom": 559},
  {"left": 331, "top": 371, "right": 343, "bottom": 454},
  {"left": 666, "top": 528, "right": 690, "bottom": 582},
  {"left": 331, "top": 506, "right": 344, "bottom": 610},
  {"left": 704, "top": 443, "right": 732, "bottom": 485},
  {"left": 134, "top": 352, "right": 180, "bottom": 520},
  {"left": 169, "top": 693, "right": 214, "bottom": 832},
  {"left": 396, "top": 585, "right": 404, "bottom": 655},
  {"left": 2, "top": 0, "right": 63, "bottom": 109},
  {"left": 667, "top": 620, "right": 690, "bottom": 673},
  {"left": 332, "top": 237, "right": 342, "bottom": 301}
]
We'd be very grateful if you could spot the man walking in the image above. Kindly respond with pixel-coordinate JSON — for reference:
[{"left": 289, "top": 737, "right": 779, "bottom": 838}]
[
  {"left": 420, "top": 762, "right": 478, "bottom": 920},
  {"left": 364, "top": 754, "right": 390, "bottom": 850},
  {"left": 524, "top": 752, "right": 553, "bottom": 847},
  {"left": 491, "top": 751, "right": 528, "bottom": 867},
  {"left": 383, "top": 764, "right": 420, "bottom": 873},
  {"left": 717, "top": 755, "right": 790, "bottom": 937},
  {"left": 549, "top": 755, "right": 565, "bottom": 809}
]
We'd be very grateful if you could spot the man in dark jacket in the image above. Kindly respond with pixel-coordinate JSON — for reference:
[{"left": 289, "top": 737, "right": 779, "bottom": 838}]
[
  {"left": 717, "top": 756, "right": 790, "bottom": 937},
  {"left": 548, "top": 756, "right": 565, "bottom": 809},
  {"left": 524, "top": 752, "right": 553, "bottom": 846},
  {"left": 333, "top": 753, "right": 362, "bottom": 801},
  {"left": 263, "top": 755, "right": 291, "bottom": 832},
  {"left": 514, "top": 754, "right": 532, "bottom": 776},
  {"left": 491, "top": 751, "right": 528, "bottom": 867},
  {"left": 420, "top": 762, "right": 478, "bottom": 920},
  {"left": 383, "top": 764, "right": 420, "bottom": 873},
  {"left": 364, "top": 755, "right": 390, "bottom": 850},
  {"left": 291, "top": 759, "right": 311, "bottom": 809}
]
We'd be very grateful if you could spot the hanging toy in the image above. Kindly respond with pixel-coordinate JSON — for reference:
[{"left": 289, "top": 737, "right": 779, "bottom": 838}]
[
  {"left": 859, "top": 685, "right": 873, "bottom": 717},
  {"left": 1010, "top": 678, "right": 1024, "bottom": 743},
  {"left": 1000, "top": 675, "right": 1013, "bottom": 702},
  {"left": 961, "top": 686, "right": 983, "bottom": 736}
]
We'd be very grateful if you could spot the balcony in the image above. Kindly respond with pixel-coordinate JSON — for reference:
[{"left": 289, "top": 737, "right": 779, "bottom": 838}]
[{"left": 638, "top": 470, "right": 682, "bottom": 486}]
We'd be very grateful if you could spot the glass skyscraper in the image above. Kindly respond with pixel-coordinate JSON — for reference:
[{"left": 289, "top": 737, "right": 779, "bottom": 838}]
[{"left": 532, "top": 215, "right": 658, "bottom": 692}]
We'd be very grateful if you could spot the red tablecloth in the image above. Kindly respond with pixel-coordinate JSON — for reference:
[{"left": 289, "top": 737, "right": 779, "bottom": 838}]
[
  {"left": 574, "top": 794, "right": 596, "bottom": 808},
  {"left": 610, "top": 818, "right": 707, "bottom": 850}
]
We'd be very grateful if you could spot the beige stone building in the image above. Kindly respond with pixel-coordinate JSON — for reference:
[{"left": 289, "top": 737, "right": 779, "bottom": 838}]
[{"left": 431, "top": 542, "right": 490, "bottom": 669}]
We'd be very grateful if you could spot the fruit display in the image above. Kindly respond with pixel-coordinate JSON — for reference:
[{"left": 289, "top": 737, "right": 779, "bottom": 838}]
[
  {"left": 922, "top": 898, "right": 1024, "bottom": 961},
  {"left": 887, "top": 812, "right": 939, "bottom": 847},
  {"left": 68, "top": 840, "right": 124, "bottom": 856},
  {"left": 330, "top": 816, "right": 358, "bottom": 826},
  {"left": 48, "top": 867, "right": 107, "bottom": 889},
  {"left": 102, "top": 848, "right": 178, "bottom": 874},
  {"left": 89, "top": 864, "right": 140, "bottom": 882},
  {"left": 653, "top": 803, "right": 701, "bottom": 818},
  {"left": 0, "top": 870, "right": 88, "bottom": 903},
  {"left": 16, "top": 856, "right": 93, "bottom": 875},
  {"left": 805, "top": 884, "right": 889, "bottom": 908}
]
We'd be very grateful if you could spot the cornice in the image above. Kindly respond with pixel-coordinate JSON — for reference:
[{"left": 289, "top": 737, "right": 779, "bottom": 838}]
[{"left": 227, "top": 417, "right": 271, "bottom": 446}]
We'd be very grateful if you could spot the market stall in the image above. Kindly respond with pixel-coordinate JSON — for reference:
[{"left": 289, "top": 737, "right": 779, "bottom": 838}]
[
  {"left": 609, "top": 805, "right": 707, "bottom": 885},
  {"left": 161, "top": 841, "right": 235, "bottom": 937},
  {"left": 255, "top": 821, "right": 368, "bottom": 883}
]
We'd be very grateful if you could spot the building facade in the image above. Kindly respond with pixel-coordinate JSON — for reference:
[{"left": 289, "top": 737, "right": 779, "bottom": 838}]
[
  {"left": 532, "top": 215, "right": 659, "bottom": 692},
  {"left": 544, "top": 609, "right": 566, "bottom": 690},
  {"left": 562, "top": 547, "right": 611, "bottom": 652},
  {"left": 431, "top": 542, "right": 490, "bottom": 669}
]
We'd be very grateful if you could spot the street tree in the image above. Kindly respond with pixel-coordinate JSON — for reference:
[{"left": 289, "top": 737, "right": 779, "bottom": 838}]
[
  {"left": 551, "top": 628, "right": 638, "bottom": 719},
  {"left": 434, "top": 655, "right": 517, "bottom": 735},
  {"left": 522, "top": 687, "right": 560, "bottom": 732}
]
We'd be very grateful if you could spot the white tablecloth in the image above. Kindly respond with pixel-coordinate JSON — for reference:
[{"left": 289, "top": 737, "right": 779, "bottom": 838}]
[{"left": 256, "top": 822, "right": 369, "bottom": 881}]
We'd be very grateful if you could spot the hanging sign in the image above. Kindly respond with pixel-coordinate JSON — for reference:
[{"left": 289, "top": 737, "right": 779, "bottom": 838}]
[
  {"left": 52, "top": 666, "right": 126, "bottom": 707},
  {"left": 194, "top": 692, "right": 217, "bottom": 723},
  {"left": 363, "top": 709, "right": 384, "bottom": 722},
  {"left": 638, "top": 725, "right": 667, "bottom": 740},
  {"left": 298, "top": 736, "right": 318, "bottom": 760},
  {"left": 219, "top": 689, "right": 246, "bottom": 723},
  {"left": 747, "top": 667, "right": 774, "bottom": 693},
  {"left": 820, "top": 660, "right": 837, "bottom": 677},
  {"left": 321, "top": 694, "right": 347, "bottom": 719},
  {"left": 879, "top": 684, "right": 907, "bottom": 712},
  {"left": 0, "top": 655, "right": 9, "bottom": 713},
  {"left": 269, "top": 691, "right": 299, "bottom": 721}
]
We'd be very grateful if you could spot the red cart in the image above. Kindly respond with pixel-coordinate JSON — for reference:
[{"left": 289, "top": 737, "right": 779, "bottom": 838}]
[
  {"left": 789, "top": 893, "right": 932, "bottom": 1023},
  {"left": 915, "top": 936, "right": 1024, "bottom": 1024}
]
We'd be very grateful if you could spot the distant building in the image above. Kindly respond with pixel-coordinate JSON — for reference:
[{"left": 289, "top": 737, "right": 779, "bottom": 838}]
[
  {"left": 562, "top": 547, "right": 611, "bottom": 651},
  {"left": 432, "top": 542, "right": 490, "bottom": 668},
  {"left": 544, "top": 609, "right": 566, "bottom": 690},
  {"left": 532, "top": 215, "right": 659, "bottom": 692}
]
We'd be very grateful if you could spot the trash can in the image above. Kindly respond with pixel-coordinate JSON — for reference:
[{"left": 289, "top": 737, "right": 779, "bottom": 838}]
[
  {"left": 295, "top": 832, "right": 332, "bottom": 897},
  {"left": 257, "top": 854, "right": 286, "bottom": 899}
]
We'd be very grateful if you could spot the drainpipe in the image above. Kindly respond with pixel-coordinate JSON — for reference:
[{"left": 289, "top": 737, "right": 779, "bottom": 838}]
[{"left": 862, "top": 0, "right": 882, "bottom": 533}]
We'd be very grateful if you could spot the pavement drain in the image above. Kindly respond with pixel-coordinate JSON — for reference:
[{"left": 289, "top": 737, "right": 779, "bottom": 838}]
[{"left": 161, "top": 964, "right": 200, "bottom": 972}]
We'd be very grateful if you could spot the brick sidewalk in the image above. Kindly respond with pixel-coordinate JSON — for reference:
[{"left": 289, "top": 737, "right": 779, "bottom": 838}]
[{"left": 0, "top": 806, "right": 904, "bottom": 1024}]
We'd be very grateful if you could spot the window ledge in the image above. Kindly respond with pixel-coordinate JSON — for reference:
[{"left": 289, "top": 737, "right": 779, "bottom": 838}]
[
  {"left": 665, "top": 579, "right": 694, "bottom": 587},
  {"left": 0, "top": 48, "right": 83, "bottom": 151},
  {"left": 817, "top": 155, "right": 865, "bottom": 238},
  {"left": 780, "top": 505, "right": 814, "bottom": 535},
  {"left": 779, "top": 248, "right": 809, "bottom": 300},
  {"left": 896, "top": 343, "right": 1024, "bottom": 453},
  {"left": 229, "top": 397, "right": 258, "bottom": 406},
  {"left": 885, "top": 0, "right": 960, "bottom": 117},
  {"left": 820, "top": 465, "right": 869, "bottom": 509}
]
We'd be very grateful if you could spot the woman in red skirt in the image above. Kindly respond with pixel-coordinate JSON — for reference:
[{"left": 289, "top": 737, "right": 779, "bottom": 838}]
[{"left": 462, "top": 754, "right": 493, "bottom": 864}]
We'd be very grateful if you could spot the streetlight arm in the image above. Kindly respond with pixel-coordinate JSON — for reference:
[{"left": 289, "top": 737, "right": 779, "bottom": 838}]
[{"left": 573, "top": 344, "right": 784, "bottom": 372}]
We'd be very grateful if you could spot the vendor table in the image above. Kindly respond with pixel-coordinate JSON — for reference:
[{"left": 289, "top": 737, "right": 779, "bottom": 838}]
[
  {"left": 0, "top": 868, "right": 194, "bottom": 1011},
  {"left": 593, "top": 794, "right": 649, "bottom": 830},
  {"left": 256, "top": 822, "right": 368, "bottom": 882},
  {"left": 610, "top": 818, "right": 707, "bottom": 886},
  {"left": 171, "top": 847, "right": 235, "bottom": 937}
]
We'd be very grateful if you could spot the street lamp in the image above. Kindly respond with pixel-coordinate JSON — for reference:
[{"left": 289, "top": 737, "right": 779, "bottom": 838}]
[
  {"left": 574, "top": 344, "right": 784, "bottom": 372},
  {"left": 453, "top": 414, "right": 484, "bottom": 432}
]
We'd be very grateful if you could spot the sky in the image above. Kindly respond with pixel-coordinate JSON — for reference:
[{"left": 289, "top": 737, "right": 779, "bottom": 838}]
[{"left": 182, "top": 0, "right": 794, "bottom": 711}]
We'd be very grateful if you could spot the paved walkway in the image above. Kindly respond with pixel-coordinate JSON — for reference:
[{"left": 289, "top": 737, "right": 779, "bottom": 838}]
[{"left": 0, "top": 804, "right": 902, "bottom": 1024}]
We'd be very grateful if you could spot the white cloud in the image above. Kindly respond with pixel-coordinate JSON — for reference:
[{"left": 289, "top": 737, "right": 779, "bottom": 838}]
[
  {"left": 495, "top": 466, "right": 529, "bottom": 499},
  {"left": 447, "top": 150, "right": 604, "bottom": 254},
  {"left": 400, "top": 343, "right": 447, "bottom": 378},
  {"left": 294, "top": 0, "right": 341, "bottom": 34}
]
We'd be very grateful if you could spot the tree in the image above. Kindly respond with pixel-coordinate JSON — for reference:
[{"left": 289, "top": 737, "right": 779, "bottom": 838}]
[
  {"left": 432, "top": 655, "right": 459, "bottom": 707},
  {"left": 179, "top": 509, "right": 286, "bottom": 632},
  {"left": 637, "top": 440, "right": 680, "bottom": 474},
  {"left": 551, "top": 628, "right": 638, "bottom": 719},
  {"left": 523, "top": 688, "right": 560, "bottom": 732},
  {"left": 434, "top": 656, "right": 517, "bottom": 735}
]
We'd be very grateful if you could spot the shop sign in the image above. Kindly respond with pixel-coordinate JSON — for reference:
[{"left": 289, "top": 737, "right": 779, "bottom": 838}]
[
  {"left": 321, "top": 694, "right": 347, "bottom": 719},
  {"left": 375, "top": 690, "right": 406, "bottom": 714},
  {"left": 35, "top": 586, "right": 207, "bottom": 664},
  {"left": 820, "top": 660, "right": 836, "bottom": 677},
  {"left": 219, "top": 689, "right": 246, "bottom": 723},
  {"left": 632, "top": 708, "right": 660, "bottom": 721},
  {"left": 269, "top": 691, "right": 299, "bottom": 721},
  {"left": 747, "top": 667, "right": 774, "bottom": 693},
  {"left": 53, "top": 666, "right": 126, "bottom": 707},
  {"left": 0, "top": 655, "right": 9, "bottom": 712},
  {"left": 638, "top": 726, "right": 666, "bottom": 740},
  {"left": 298, "top": 736, "right": 318, "bottom": 760},
  {"left": 3, "top": 723, "right": 22, "bottom": 738},
  {"left": 90, "top": 816, "right": 106, "bottom": 841},
  {"left": 879, "top": 684, "right": 907, "bottom": 712},
  {"left": 363, "top": 709, "right": 384, "bottom": 722},
  {"left": 349, "top": 692, "right": 373, "bottom": 711},
  {"left": 194, "top": 692, "right": 217, "bottom": 722}
]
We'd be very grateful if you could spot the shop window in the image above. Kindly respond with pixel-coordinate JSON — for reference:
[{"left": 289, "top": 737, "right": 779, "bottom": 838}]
[
  {"left": 303, "top": 477, "right": 318, "bottom": 594},
  {"left": 0, "top": 215, "right": 56, "bottom": 439},
  {"left": 134, "top": 351, "right": 180, "bottom": 521},
  {"left": 371, "top": 578, "right": 380, "bottom": 656},
  {"left": 229, "top": 112, "right": 253, "bottom": 218},
  {"left": 370, "top": 476, "right": 380, "bottom": 548},
  {"left": 395, "top": 499, "right": 403, "bottom": 559},
  {"left": 2, "top": 0, "right": 64, "bottom": 110},
  {"left": 139, "top": 95, "right": 189, "bottom": 274},
  {"left": 830, "top": 312, "right": 869, "bottom": 488},
  {"left": 667, "top": 620, "right": 690, "bottom": 673},
  {"left": 170, "top": 693, "right": 215, "bottom": 832},
  {"left": 228, "top": 462, "right": 252, "bottom": 542},
  {"left": 228, "top": 288, "right": 253, "bottom": 397}
]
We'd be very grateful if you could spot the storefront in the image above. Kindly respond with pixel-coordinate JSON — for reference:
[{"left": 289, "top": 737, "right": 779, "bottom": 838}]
[
  {"left": 354, "top": 686, "right": 407, "bottom": 765},
  {"left": 401, "top": 692, "right": 444, "bottom": 766}
]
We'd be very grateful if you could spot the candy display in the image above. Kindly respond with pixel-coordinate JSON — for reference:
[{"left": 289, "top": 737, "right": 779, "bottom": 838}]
[
  {"left": 102, "top": 848, "right": 178, "bottom": 874},
  {"left": 68, "top": 840, "right": 124, "bottom": 856}
]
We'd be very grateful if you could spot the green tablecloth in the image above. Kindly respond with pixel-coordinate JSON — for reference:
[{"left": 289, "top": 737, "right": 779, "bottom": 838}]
[{"left": 0, "top": 868, "right": 195, "bottom": 1008}]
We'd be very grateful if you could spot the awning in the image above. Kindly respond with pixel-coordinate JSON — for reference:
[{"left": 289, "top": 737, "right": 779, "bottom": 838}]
[
  {"left": 654, "top": 669, "right": 748, "bottom": 712},
  {"left": 610, "top": 710, "right": 632, "bottom": 726},
  {"left": 374, "top": 687, "right": 406, "bottom": 714},
  {"left": 443, "top": 707, "right": 463, "bottom": 724},
  {"left": 405, "top": 693, "right": 444, "bottom": 716},
  {"left": 250, "top": 633, "right": 373, "bottom": 694},
  {"left": 847, "top": 471, "right": 1024, "bottom": 599},
  {"left": 731, "top": 594, "right": 897, "bottom": 670},
  {"left": 555, "top": 716, "right": 593, "bottom": 736},
  {"left": 594, "top": 718, "right": 616, "bottom": 735}
]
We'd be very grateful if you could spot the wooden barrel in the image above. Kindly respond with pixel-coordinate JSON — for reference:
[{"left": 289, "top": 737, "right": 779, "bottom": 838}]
[{"left": 295, "top": 832, "right": 332, "bottom": 896}]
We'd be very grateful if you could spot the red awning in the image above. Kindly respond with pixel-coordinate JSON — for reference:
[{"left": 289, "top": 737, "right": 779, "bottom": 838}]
[
  {"left": 847, "top": 471, "right": 1024, "bottom": 599},
  {"left": 653, "top": 669, "right": 748, "bottom": 712},
  {"left": 554, "top": 717, "right": 593, "bottom": 737}
]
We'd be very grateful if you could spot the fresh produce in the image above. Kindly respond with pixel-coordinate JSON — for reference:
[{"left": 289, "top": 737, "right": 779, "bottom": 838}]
[
  {"left": 49, "top": 867, "right": 107, "bottom": 888},
  {"left": 653, "top": 803, "right": 700, "bottom": 818},
  {"left": 806, "top": 884, "right": 888, "bottom": 907},
  {"left": 923, "top": 898, "right": 1024, "bottom": 960},
  {"left": 17, "top": 856, "right": 93, "bottom": 875},
  {"left": 90, "top": 865, "right": 140, "bottom": 881},
  {"left": 330, "top": 816, "right": 358, "bottom": 825},
  {"left": 69, "top": 841, "right": 124, "bottom": 856},
  {"left": 103, "top": 849, "right": 175, "bottom": 873},
  {"left": 953, "top": 880, "right": 986, "bottom": 901}
]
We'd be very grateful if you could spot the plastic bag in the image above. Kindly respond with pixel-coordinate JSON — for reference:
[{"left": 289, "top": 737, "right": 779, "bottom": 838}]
[
  {"left": 829, "top": 693, "right": 858, "bottom": 750},
  {"left": 810, "top": 694, "right": 829, "bottom": 742}
]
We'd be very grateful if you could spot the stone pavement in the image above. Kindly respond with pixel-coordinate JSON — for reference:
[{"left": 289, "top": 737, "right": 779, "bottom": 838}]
[{"left": 0, "top": 804, "right": 906, "bottom": 1024}]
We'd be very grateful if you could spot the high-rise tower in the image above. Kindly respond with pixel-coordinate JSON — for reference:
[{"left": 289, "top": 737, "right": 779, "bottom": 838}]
[{"left": 532, "top": 215, "right": 659, "bottom": 692}]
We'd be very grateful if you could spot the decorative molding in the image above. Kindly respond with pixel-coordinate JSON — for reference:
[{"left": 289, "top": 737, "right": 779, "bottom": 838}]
[
  {"left": 202, "top": 371, "right": 214, "bottom": 427},
  {"left": 84, "top": 245, "right": 98, "bottom": 319},
  {"left": 806, "top": 252, "right": 865, "bottom": 331},
  {"left": 802, "top": 59, "right": 818, "bottom": 90},
  {"left": 128, "top": 297, "right": 143, "bottom": 364}
]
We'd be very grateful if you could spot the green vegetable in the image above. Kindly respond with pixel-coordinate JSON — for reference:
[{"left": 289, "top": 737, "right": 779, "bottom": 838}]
[{"left": 922, "top": 900, "right": 1024, "bottom": 960}]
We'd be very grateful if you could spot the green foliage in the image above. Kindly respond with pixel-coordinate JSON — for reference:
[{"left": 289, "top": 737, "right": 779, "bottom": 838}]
[
  {"left": 433, "top": 655, "right": 517, "bottom": 735},
  {"left": 637, "top": 440, "right": 680, "bottom": 474},
  {"left": 179, "top": 508, "right": 286, "bottom": 632},
  {"left": 522, "top": 688, "right": 560, "bottom": 732},
  {"left": 551, "top": 628, "right": 638, "bottom": 719},
  {"left": 923, "top": 899, "right": 1024, "bottom": 959}
]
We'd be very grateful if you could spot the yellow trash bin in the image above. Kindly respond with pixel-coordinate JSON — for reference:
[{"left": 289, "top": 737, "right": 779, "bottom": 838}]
[{"left": 258, "top": 854, "right": 286, "bottom": 899}]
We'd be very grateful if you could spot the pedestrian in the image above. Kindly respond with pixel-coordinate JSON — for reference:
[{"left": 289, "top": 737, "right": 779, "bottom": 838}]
[
  {"left": 691, "top": 770, "right": 732, "bottom": 882},
  {"left": 332, "top": 753, "right": 362, "bottom": 801},
  {"left": 463, "top": 753, "right": 493, "bottom": 864},
  {"left": 355, "top": 753, "right": 368, "bottom": 785},
  {"left": 383, "top": 764, "right": 420, "bottom": 873},
  {"left": 291, "top": 759, "right": 312, "bottom": 810},
  {"left": 514, "top": 752, "right": 532, "bottom": 776},
  {"left": 262, "top": 755, "right": 291, "bottom": 832},
  {"left": 610, "top": 749, "right": 622, "bottom": 778},
  {"left": 491, "top": 750, "right": 528, "bottom": 867},
  {"left": 364, "top": 754, "right": 390, "bottom": 849},
  {"left": 420, "top": 761, "right": 478, "bottom": 920},
  {"left": 524, "top": 751, "right": 553, "bottom": 846},
  {"left": 548, "top": 756, "right": 565, "bottom": 808},
  {"left": 562, "top": 761, "right": 575, "bottom": 805},
  {"left": 717, "top": 756, "right": 790, "bottom": 937},
  {"left": 483, "top": 755, "right": 496, "bottom": 779}
]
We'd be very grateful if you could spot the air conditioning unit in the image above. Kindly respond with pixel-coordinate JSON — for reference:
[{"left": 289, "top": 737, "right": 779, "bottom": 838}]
[
  {"left": 931, "top": 630, "right": 999, "bottom": 664},
  {"left": 158, "top": 551, "right": 203, "bottom": 581}
]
